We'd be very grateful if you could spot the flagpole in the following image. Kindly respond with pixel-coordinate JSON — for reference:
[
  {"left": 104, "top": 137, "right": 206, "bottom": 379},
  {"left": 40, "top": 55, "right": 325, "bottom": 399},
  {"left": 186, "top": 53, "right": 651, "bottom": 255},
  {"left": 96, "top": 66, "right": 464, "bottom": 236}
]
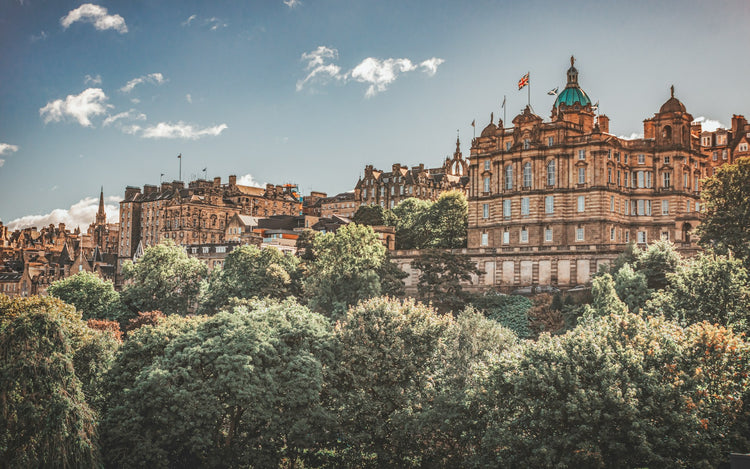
[
  {"left": 503, "top": 95, "right": 506, "bottom": 127},
  {"left": 527, "top": 71, "right": 531, "bottom": 108},
  {"left": 178, "top": 154, "right": 182, "bottom": 182}
]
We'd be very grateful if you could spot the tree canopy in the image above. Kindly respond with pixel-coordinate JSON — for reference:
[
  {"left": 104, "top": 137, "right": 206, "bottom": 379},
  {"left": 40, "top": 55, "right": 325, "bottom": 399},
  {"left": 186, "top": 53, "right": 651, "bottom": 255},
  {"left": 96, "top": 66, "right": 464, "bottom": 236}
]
[{"left": 48, "top": 271, "right": 127, "bottom": 322}]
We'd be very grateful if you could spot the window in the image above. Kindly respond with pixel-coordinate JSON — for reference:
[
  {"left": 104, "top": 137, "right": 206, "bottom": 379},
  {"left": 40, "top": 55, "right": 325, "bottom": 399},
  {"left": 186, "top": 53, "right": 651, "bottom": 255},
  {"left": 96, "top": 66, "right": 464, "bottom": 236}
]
[
  {"left": 216, "top": 246, "right": 226, "bottom": 253},
  {"left": 610, "top": 196, "right": 615, "bottom": 212},
  {"left": 637, "top": 231, "right": 647, "bottom": 243},
  {"left": 506, "top": 141, "right": 512, "bottom": 151},
  {"left": 576, "top": 226, "right": 584, "bottom": 241},
  {"left": 482, "top": 203, "right": 489, "bottom": 219},
  {"left": 664, "top": 156, "right": 670, "bottom": 164},
  {"left": 625, "top": 154, "right": 629, "bottom": 164},
  {"left": 390, "top": 200, "right": 395, "bottom": 208},
  {"left": 503, "top": 230, "right": 510, "bottom": 244},
  {"left": 631, "top": 200, "right": 637, "bottom": 216},
  {"left": 505, "top": 165, "right": 513, "bottom": 189},
  {"left": 625, "top": 231, "right": 630, "bottom": 242},
  {"left": 521, "top": 197, "right": 530, "bottom": 216},
  {"left": 637, "top": 199, "right": 645, "bottom": 216},
  {"left": 548, "top": 136, "right": 554, "bottom": 146},
  {"left": 545, "top": 195, "right": 554, "bottom": 214},
  {"left": 694, "top": 175, "right": 699, "bottom": 192},
  {"left": 608, "top": 167, "right": 612, "bottom": 184},
  {"left": 646, "top": 171, "right": 652, "bottom": 188},
  {"left": 608, "top": 149, "right": 612, "bottom": 160},
  {"left": 483, "top": 176, "right": 490, "bottom": 193},
  {"left": 722, "top": 149, "right": 728, "bottom": 160},
  {"left": 662, "top": 200, "right": 669, "bottom": 215},
  {"left": 610, "top": 227, "right": 616, "bottom": 241},
  {"left": 484, "top": 160, "right": 491, "bottom": 171},
  {"left": 663, "top": 172, "right": 671, "bottom": 188},
  {"left": 545, "top": 227, "right": 553, "bottom": 242},
  {"left": 646, "top": 200, "right": 652, "bottom": 216},
  {"left": 390, "top": 186, "right": 395, "bottom": 195},
  {"left": 661, "top": 231, "right": 670, "bottom": 240},
  {"left": 740, "top": 143, "right": 748, "bottom": 152},
  {"left": 637, "top": 171, "right": 645, "bottom": 188},
  {"left": 481, "top": 233, "right": 488, "bottom": 246},
  {"left": 577, "top": 195, "right": 585, "bottom": 212},
  {"left": 547, "top": 160, "right": 556, "bottom": 186},
  {"left": 578, "top": 149, "right": 586, "bottom": 160},
  {"left": 625, "top": 171, "right": 630, "bottom": 188},
  {"left": 617, "top": 170, "right": 621, "bottom": 186},
  {"left": 520, "top": 228, "right": 528, "bottom": 243},
  {"left": 523, "top": 139, "right": 530, "bottom": 150},
  {"left": 578, "top": 167, "right": 586, "bottom": 184},
  {"left": 713, "top": 151, "right": 718, "bottom": 161},
  {"left": 503, "top": 199, "right": 511, "bottom": 218},
  {"left": 702, "top": 136, "right": 711, "bottom": 147},
  {"left": 686, "top": 200, "right": 691, "bottom": 213},
  {"left": 638, "top": 154, "right": 645, "bottom": 164},
  {"left": 202, "top": 247, "right": 210, "bottom": 254},
  {"left": 695, "top": 201, "right": 700, "bottom": 212},
  {"left": 523, "top": 163, "right": 532, "bottom": 187}
]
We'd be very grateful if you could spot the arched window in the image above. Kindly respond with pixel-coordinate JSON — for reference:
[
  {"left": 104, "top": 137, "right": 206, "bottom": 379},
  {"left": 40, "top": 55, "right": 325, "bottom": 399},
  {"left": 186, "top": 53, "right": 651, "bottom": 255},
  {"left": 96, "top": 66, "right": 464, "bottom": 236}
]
[
  {"left": 523, "top": 162, "right": 532, "bottom": 188},
  {"left": 662, "top": 125, "right": 672, "bottom": 141},
  {"left": 505, "top": 165, "right": 513, "bottom": 190},
  {"left": 546, "top": 160, "right": 556, "bottom": 186}
]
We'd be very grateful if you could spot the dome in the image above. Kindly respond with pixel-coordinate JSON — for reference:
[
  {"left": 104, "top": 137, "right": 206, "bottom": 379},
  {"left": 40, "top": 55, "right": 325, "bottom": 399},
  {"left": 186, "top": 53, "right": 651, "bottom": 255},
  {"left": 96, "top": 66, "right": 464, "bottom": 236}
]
[
  {"left": 659, "top": 86, "right": 686, "bottom": 114},
  {"left": 554, "top": 86, "right": 592, "bottom": 108},
  {"left": 481, "top": 122, "right": 497, "bottom": 137}
]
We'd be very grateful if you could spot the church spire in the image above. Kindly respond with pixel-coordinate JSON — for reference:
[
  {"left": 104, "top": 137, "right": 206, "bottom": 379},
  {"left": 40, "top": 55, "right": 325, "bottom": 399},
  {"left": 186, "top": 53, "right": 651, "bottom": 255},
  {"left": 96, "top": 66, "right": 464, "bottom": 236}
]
[{"left": 96, "top": 186, "right": 106, "bottom": 225}]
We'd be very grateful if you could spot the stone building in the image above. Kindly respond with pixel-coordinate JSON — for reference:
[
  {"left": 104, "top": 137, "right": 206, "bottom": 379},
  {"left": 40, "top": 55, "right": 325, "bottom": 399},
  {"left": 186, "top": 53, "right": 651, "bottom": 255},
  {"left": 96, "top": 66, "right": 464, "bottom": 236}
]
[
  {"left": 392, "top": 56, "right": 742, "bottom": 292},
  {"left": 354, "top": 138, "right": 470, "bottom": 210},
  {"left": 320, "top": 192, "right": 357, "bottom": 218},
  {"left": 117, "top": 175, "right": 301, "bottom": 276},
  {"left": 698, "top": 114, "right": 750, "bottom": 175}
]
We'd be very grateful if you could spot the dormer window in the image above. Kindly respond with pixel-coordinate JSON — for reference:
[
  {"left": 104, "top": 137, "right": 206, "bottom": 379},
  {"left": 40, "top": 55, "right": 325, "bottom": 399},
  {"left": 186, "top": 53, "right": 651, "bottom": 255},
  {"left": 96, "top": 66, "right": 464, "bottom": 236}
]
[
  {"left": 664, "top": 156, "right": 670, "bottom": 164},
  {"left": 523, "top": 139, "right": 530, "bottom": 150}
]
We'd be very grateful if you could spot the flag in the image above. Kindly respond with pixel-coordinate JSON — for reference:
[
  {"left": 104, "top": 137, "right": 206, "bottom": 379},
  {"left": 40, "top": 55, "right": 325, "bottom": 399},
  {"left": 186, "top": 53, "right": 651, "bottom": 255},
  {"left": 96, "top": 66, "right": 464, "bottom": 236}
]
[
  {"left": 518, "top": 72, "right": 529, "bottom": 90},
  {"left": 592, "top": 100, "right": 599, "bottom": 112},
  {"left": 160, "top": 173, "right": 164, "bottom": 177},
  {"left": 547, "top": 87, "right": 558, "bottom": 96},
  {"left": 178, "top": 153, "right": 181, "bottom": 159},
  {"left": 202, "top": 167, "right": 207, "bottom": 172},
  {"left": 471, "top": 120, "right": 475, "bottom": 127},
  {"left": 501, "top": 96, "right": 506, "bottom": 108}
]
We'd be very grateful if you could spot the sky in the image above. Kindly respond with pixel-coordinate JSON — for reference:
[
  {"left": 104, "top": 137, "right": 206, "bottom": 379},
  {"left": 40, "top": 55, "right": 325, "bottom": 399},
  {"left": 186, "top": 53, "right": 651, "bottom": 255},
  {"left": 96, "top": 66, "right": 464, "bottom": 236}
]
[{"left": 1, "top": 0, "right": 749, "bottom": 230}]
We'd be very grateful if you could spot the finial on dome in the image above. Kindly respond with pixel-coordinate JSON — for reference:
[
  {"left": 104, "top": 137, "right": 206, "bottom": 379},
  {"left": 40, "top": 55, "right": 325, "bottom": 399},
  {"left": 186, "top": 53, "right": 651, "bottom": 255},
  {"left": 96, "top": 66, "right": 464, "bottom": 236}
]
[
  {"left": 670, "top": 84, "right": 674, "bottom": 98},
  {"left": 571, "top": 55, "right": 575, "bottom": 67},
  {"left": 490, "top": 112, "right": 494, "bottom": 124}
]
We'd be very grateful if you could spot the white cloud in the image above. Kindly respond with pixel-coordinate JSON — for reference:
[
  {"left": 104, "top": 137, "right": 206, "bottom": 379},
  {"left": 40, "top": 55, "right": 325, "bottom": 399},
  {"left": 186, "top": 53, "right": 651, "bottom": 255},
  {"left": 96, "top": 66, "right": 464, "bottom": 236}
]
[
  {"left": 6, "top": 196, "right": 121, "bottom": 231},
  {"left": 130, "top": 98, "right": 140, "bottom": 104},
  {"left": 182, "top": 14, "right": 197, "bottom": 26},
  {"left": 186, "top": 93, "right": 192, "bottom": 103},
  {"left": 237, "top": 173, "right": 265, "bottom": 187},
  {"left": 60, "top": 4, "right": 128, "bottom": 34},
  {"left": 0, "top": 143, "right": 19, "bottom": 155},
  {"left": 141, "top": 122, "right": 228, "bottom": 139},
  {"left": 39, "top": 88, "right": 111, "bottom": 127},
  {"left": 30, "top": 31, "right": 47, "bottom": 42},
  {"left": 102, "top": 109, "right": 147, "bottom": 127},
  {"left": 84, "top": 74, "right": 102, "bottom": 85},
  {"left": 206, "top": 17, "right": 227, "bottom": 31},
  {"left": 618, "top": 132, "right": 644, "bottom": 140},
  {"left": 120, "top": 72, "right": 167, "bottom": 93},
  {"left": 693, "top": 116, "right": 725, "bottom": 132},
  {"left": 296, "top": 46, "right": 445, "bottom": 97},
  {"left": 284, "top": 0, "right": 301, "bottom": 8}
]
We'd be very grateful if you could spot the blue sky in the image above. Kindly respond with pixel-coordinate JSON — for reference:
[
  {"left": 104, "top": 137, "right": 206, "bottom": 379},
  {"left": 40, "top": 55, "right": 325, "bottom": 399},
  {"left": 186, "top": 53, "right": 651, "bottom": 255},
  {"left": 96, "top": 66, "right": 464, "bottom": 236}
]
[{"left": 1, "top": 0, "right": 749, "bottom": 229}]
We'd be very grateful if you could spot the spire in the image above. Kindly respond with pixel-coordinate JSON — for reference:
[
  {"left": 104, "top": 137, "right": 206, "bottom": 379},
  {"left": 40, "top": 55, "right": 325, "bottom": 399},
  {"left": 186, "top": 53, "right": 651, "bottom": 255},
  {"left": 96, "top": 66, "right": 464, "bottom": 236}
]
[
  {"left": 566, "top": 55, "right": 579, "bottom": 87},
  {"left": 96, "top": 186, "right": 106, "bottom": 225}
]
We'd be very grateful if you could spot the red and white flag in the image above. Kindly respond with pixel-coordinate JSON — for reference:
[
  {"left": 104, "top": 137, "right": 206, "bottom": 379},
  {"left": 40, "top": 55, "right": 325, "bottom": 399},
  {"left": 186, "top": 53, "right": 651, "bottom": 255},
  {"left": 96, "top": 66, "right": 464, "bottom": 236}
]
[{"left": 518, "top": 72, "right": 529, "bottom": 90}]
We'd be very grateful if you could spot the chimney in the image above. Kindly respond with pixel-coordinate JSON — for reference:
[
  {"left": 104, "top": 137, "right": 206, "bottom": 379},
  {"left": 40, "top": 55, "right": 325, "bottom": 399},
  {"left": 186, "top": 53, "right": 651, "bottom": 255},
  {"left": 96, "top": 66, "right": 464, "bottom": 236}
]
[
  {"left": 172, "top": 181, "right": 184, "bottom": 190},
  {"left": 124, "top": 186, "right": 141, "bottom": 199},
  {"left": 597, "top": 114, "right": 610, "bottom": 134},
  {"left": 161, "top": 182, "right": 172, "bottom": 192},
  {"left": 213, "top": 176, "right": 221, "bottom": 187},
  {"left": 732, "top": 114, "right": 747, "bottom": 135},
  {"left": 143, "top": 184, "right": 157, "bottom": 196},
  {"left": 229, "top": 174, "right": 237, "bottom": 186},
  {"left": 643, "top": 119, "right": 655, "bottom": 140}
]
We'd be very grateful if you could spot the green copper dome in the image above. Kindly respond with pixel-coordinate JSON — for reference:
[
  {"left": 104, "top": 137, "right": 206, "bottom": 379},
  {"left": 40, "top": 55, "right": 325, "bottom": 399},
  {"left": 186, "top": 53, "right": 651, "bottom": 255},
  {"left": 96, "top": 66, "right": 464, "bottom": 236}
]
[{"left": 554, "top": 86, "right": 591, "bottom": 108}]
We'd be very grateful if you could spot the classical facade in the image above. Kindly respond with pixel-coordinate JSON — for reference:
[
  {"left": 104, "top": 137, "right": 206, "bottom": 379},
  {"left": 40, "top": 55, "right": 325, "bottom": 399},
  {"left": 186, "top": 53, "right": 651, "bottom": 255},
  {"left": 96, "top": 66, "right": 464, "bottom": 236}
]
[
  {"left": 392, "top": 57, "right": 742, "bottom": 291},
  {"left": 117, "top": 175, "right": 301, "bottom": 276},
  {"left": 354, "top": 138, "right": 470, "bottom": 210}
]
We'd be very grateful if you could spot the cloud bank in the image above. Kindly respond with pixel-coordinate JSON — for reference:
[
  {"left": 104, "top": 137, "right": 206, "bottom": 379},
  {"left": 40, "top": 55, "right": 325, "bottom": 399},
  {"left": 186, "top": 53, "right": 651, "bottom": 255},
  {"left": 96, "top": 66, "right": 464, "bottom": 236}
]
[
  {"left": 102, "top": 109, "right": 147, "bottom": 127},
  {"left": 140, "top": 122, "right": 228, "bottom": 139},
  {"left": 61, "top": 4, "right": 128, "bottom": 34},
  {"left": 40, "top": 88, "right": 111, "bottom": 127},
  {"left": 296, "top": 46, "right": 445, "bottom": 97},
  {"left": 693, "top": 116, "right": 725, "bottom": 133},
  {"left": 237, "top": 173, "right": 265, "bottom": 188},
  {"left": 6, "top": 196, "right": 121, "bottom": 231}
]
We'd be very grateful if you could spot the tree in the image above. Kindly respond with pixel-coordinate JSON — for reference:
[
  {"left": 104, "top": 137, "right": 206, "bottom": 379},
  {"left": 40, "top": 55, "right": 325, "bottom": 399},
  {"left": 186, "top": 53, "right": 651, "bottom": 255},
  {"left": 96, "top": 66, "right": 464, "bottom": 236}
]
[
  {"left": 470, "top": 292, "right": 532, "bottom": 339},
  {"left": 471, "top": 313, "right": 750, "bottom": 468},
  {"left": 101, "top": 299, "right": 334, "bottom": 468},
  {"left": 412, "top": 249, "right": 482, "bottom": 314},
  {"left": 0, "top": 295, "right": 105, "bottom": 467},
  {"left": 611, "top": 241, "right": 640, "bottom": 275},
  {"left": 390, "top": 197, "right": 432, "bottom": 250},
  {"left": 377, "top": 252, "right": 407, "bottom": 298},
  {"left": 352, "top": 204, "right": 387, "bottom": 226},
  {"left": 613, "top": 262, "right": 650, "bottom": 313},
  {"left": 588, "top": 272, "right": 628, "bottom": 316},
  {"left": 48, "top": 271, "right": 128, "bottom": 322},
  {"left": 329, "top": 297, "right": 453, "bottom": 467},
  {"left": 645, "top": 253, "right": 750, "bottom": 333},
  {"left": 304, "top": 223, "right": 386, "bottom": 317},
  {"left": 198, "top": 245, "right": 300, "bottom": 314},
  {"left": 428, "top": 190, "right": 468, "bottom": 249},
  {"left": 697, "top": 156, "right": 750, "bottom": 267},
  {"left": 120, "top": 240, "right": 208, "bottom": 315},
  {"left": 637, "top": 239, "right": 681, "bottom": 290}
]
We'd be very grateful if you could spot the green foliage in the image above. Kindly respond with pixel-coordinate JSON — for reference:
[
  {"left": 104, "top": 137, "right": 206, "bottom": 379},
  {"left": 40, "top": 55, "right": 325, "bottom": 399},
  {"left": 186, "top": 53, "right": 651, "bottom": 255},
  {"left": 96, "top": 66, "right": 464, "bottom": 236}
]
[
  {"left": 612, "top": 241, "right": 640, "bottom": 275},
  {"left": 390, "top": 197, "right": 432, "bottom": 250},
  {"left": 589, "top": 272, "right": 628, "bottom": 316},
  {"left": 352, "top": 204, "right": 387, "bottom": 226},
  {"left": 198, "top": 245, "right": 301, "bottom": 314},
  {"left": 102, "top": 300, "right": 334, "bottom": 468},
  {"left": 428, "top": 190, "right": 468, "bottom": 249},
  {"left": 613, "top": 263, "right": 651, "bottom": 313},
  {"left": 121, "top": 240, "right": 208, "bottom": 316},
  {"left": 377, "top": 252, "right": 407, "bottom": 298},
  {"left": 637, "top": 239, "right": 681, "bottom": 290},
  {"left": 304, "top": 223, "right": 387, "bottom": 318},
  {"left": 697, "top": 156, "right": 750, "bottom": 267},
  {"left": 48, "top": 271, "right": 129, "bottom": 322},
  {"left": 0, "top": 295, "right": 102, "bottom": 468},
  {"left": 645, "top": 253, "right": 750, "bottom": 333},
  {"left": 330, "top": 297, "right": 453, "bottom": 467},
  {"left": 470, "top": 292, "right": 532, "bottom": 339},
  {"left": 471, "top": 313, "right": 750, "bottom": 468},
  {"left": 412, "top": 249, "right": 482, "bottom": 314}
]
